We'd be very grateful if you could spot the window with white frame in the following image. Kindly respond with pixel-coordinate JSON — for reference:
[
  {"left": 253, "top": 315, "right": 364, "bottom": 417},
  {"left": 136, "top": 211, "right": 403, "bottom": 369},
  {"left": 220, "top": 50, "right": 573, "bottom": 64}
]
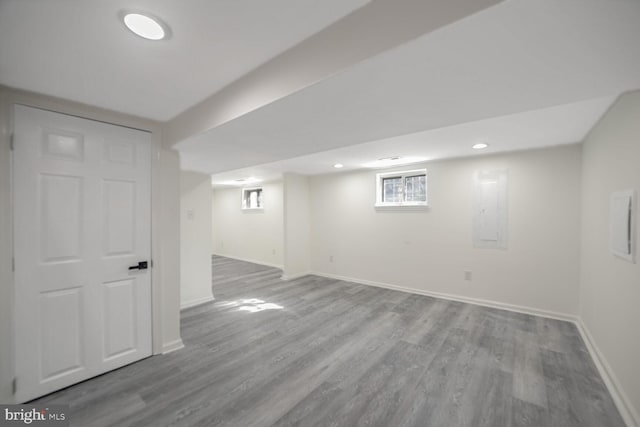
[
  {"left": 242, "top": 187, "right": 263, "bottom": 210},
  {"left": 375, "top": 169, "right": 427, "bottom": 207}
]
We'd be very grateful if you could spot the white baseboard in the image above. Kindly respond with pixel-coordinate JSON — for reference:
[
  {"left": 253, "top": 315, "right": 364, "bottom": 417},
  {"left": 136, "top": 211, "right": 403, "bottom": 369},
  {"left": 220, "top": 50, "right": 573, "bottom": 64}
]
[
  {"left": 575, "top": 319, "right": 639, "bottom": 427},
  {"left": 181, "top": 294, "right": 215, "bottom": 310},
  {"left": 281, "top": 271, "right": 312, "bottom": 281},
  {"left": 213, "top": 253, "right": 283, "bottom": 270},
  {"left": 311, "top": 271, "right": 576, "bottom": 322},
  {"left": 161, "top": 338, "right": 184, "bottom": 354}
]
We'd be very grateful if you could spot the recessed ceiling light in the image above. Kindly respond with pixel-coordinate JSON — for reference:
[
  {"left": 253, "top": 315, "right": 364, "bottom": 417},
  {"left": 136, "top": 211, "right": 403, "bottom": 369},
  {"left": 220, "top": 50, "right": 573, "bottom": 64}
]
[
  {"left": 472, "top": 143, "right": 489, "bottom": 150},
  {"left": 122, "top": 12, "right": 169, "bottom": 41},
  {"left": 333, "top": 163, "right": 344, "bottom": 169}
]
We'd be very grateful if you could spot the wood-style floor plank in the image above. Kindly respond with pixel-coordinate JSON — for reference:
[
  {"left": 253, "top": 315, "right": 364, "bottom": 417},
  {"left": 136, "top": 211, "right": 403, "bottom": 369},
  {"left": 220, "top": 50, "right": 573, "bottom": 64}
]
[{"left": 32, "top": 255, "right": 626, "bottom": 427}]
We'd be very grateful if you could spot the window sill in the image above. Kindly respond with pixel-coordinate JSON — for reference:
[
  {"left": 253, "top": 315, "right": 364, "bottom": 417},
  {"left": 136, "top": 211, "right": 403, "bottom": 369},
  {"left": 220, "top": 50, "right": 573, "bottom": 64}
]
[{"left": 374, "top": 204, "right": 429, "bottom": 212}]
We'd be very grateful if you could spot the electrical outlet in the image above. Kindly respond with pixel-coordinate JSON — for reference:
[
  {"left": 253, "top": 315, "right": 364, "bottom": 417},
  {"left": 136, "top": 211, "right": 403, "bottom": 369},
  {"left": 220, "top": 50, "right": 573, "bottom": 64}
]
[
  {"left": 464, "top": 270, "right": 472, "bottom": 281},
  {"left": 329, "top": 255, "right": 334, "bottom": 263}
]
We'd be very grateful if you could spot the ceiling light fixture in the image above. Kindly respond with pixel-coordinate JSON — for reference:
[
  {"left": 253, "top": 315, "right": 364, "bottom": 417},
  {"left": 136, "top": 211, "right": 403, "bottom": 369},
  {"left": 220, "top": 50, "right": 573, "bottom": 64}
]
[
  {"left": 122, "top": 12, "right": 169, "bottom": 41},
  {"left": 472, "top": 142, "right": 489, "bottom": 150},
  {"left": 333, "top": 163, "right": 344, "bottom": 169}
]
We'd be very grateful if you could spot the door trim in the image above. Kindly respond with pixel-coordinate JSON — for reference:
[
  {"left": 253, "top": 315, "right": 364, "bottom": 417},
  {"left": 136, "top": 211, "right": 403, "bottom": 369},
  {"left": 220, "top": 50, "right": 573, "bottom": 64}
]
[
  {"left": 12, "top": 104, "right": 154, "bottom": 402},
  {"left": 0, "top": 93, "right": 181, "bottom": 403}
]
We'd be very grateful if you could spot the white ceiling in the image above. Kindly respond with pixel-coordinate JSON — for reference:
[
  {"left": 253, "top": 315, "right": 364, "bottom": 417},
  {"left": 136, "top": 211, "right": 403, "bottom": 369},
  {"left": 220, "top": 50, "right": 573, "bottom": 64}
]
[
  {"left": 0, "top": 0, "right": 368, "bottom": 121},
  {"left": 178, "top": 0, "right": 640, "bottom": 179},
  {"left": 2, "top": 0, "right": 639, "bottom": 182},
  {"left": 210, "top": 96, "right": 616, "bottom": 186}
]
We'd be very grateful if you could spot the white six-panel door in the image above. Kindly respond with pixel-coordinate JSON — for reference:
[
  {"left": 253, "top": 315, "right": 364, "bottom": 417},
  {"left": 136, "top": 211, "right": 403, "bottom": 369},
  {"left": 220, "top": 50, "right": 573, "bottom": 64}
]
[{"left": 13, "top": 105, "right": 152, "bottom": 402}]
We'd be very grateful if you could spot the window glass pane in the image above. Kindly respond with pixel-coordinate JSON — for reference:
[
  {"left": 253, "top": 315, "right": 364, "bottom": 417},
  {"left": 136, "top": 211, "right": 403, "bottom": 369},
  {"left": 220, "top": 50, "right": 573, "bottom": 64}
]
[
  {"left": 404, "top": 174, "right": 426, "bottom": 202},
  {"left": 382, "top": 177, "right": 403, "bottom": 203},
  {"left": 242, "top": 188, "right": 263, "bottom": 209},
  {"left": 249, "top": 190, "right": 259, "bottom": 208}
]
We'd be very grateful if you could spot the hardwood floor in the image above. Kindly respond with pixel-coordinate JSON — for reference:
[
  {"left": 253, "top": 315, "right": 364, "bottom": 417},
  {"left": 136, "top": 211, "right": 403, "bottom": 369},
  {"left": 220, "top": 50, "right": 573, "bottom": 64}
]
[{"left": 33, "top": 255, "right": 625, "bottom": 427}]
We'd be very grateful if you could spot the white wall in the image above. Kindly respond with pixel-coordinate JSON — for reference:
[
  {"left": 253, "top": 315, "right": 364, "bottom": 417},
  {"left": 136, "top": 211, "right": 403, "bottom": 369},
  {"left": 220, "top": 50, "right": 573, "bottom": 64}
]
[
  {"left": 283, "top": 174, "right": 311, "bottom": 279},
  {"left": 309, "top": 145, "right": 582, "bottom": 317},
  {"left": 0, "top": 86, "right": 182, "bottom": 403},
  {"left": 157, "top": 148, "right": 183, "bottom": 353},
  {"left": 212, "top": 182, "right": 284, "bottom": 267},
  {"left": 180, "top": 171, "right": 214, "bottom": 309},
  {"left": 580, "top": 90, "right": 640, "bottom": 426}
]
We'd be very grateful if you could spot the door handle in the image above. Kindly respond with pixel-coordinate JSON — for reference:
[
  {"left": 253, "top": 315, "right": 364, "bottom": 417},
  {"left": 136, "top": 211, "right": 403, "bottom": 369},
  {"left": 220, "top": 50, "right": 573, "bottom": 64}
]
[{"left": 128, "top": 261, "right": 148, "bottom": 270}]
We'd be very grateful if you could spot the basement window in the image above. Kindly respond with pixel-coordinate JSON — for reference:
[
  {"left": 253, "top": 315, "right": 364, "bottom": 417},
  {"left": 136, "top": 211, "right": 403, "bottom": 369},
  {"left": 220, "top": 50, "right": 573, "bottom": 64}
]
[
  {"left": 242, "top": 187, "right": 263, "bottom": 210},
  {"left": 375, "top": 169, "right": 427, "bottom": 208}
]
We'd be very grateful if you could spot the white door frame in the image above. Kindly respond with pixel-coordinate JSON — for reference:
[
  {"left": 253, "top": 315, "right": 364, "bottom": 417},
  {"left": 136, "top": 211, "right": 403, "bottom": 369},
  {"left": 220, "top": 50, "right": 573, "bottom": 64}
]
[
  {"left": 13, "top": 104, "right": 155, "bottom": 402},
  {"left": 0, "top": 95, "right": 178, "bottom": 403}
]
